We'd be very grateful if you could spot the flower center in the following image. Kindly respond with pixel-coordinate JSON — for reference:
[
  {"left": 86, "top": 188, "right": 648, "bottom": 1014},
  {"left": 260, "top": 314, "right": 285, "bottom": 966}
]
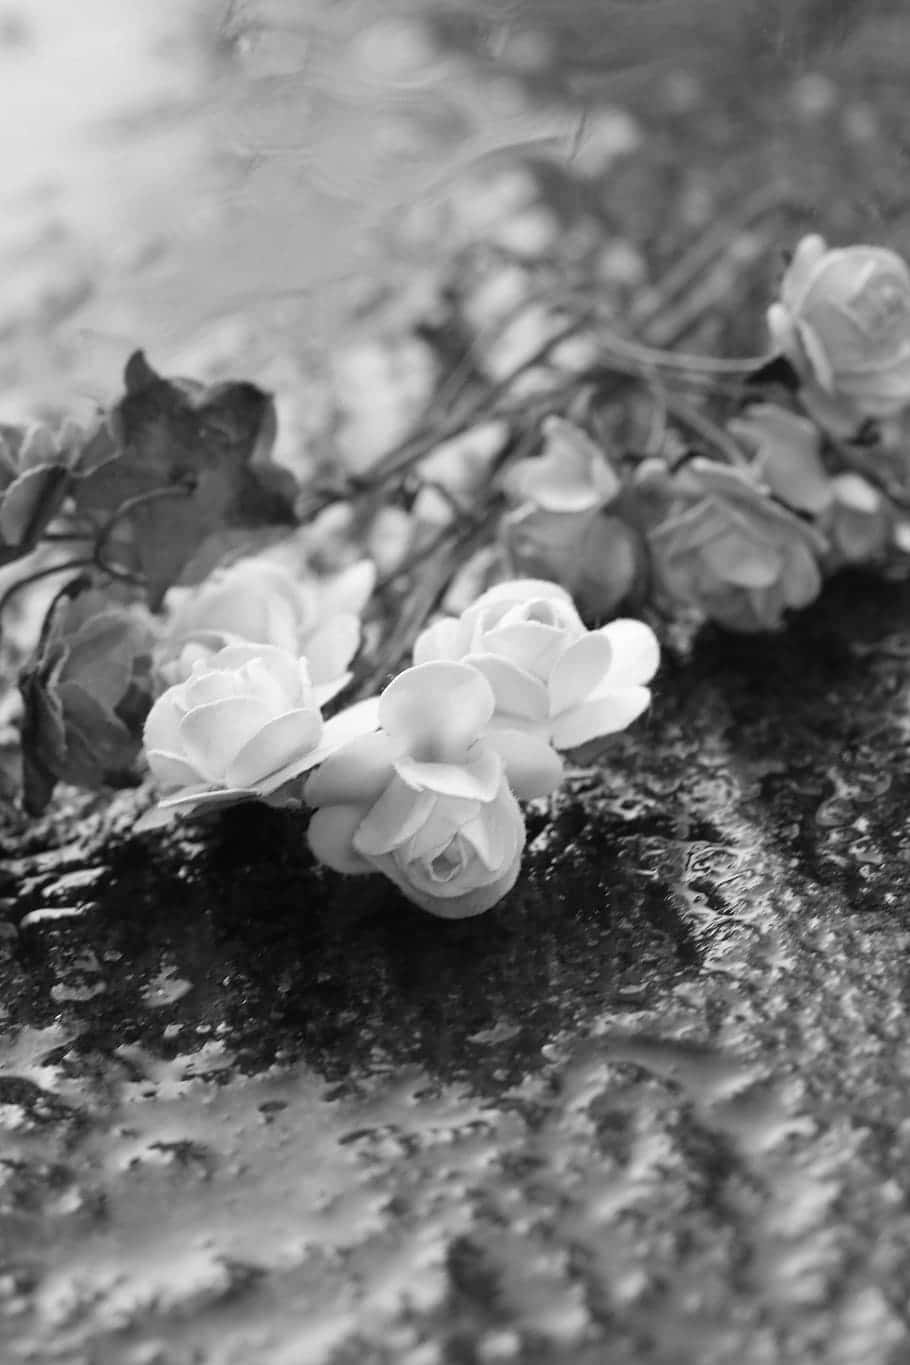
[
  {"left": 429, "top": 839, "right": 468, "bottom": 883},
  {"left": 524, "top": 601, "right": 558, "bottom": 626}
]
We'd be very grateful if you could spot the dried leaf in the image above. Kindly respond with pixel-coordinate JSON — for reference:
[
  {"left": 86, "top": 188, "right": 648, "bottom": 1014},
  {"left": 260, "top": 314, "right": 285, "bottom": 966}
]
[
  {"left": 19, "top": 582, "right": 157, "bottom": 814},
  {"left": 0, "top": 465, "right": 70, "bottom": 555},
  {"left": 0, "top": 422, "right": 73, "bottom": 563},
  {"left": 73, "top": 352, "right": 298, "bottom": 607},
  {"left": 19, "top": 643, "right": 68, "bottom": 818}
]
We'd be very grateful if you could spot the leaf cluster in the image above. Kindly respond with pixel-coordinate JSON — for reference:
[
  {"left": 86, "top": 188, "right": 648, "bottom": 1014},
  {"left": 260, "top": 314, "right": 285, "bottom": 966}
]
[{"left": 9, "top": 352, "right": 299, "bottom": 813}]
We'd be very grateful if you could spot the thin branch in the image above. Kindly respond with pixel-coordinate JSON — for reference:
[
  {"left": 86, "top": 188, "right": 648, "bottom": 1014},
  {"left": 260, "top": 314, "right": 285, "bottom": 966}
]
[
  {"left": 90, "top": 481, "right": 196, "bottom": 585},
  {"left": 629, "top": 181, "right": 793, "bottom": 332},
  {"left": 665, "top": 397, "right": 749, "bottom": 469},
  {"left": 0, "top": 560, "right": 95, "bottom": 619}
]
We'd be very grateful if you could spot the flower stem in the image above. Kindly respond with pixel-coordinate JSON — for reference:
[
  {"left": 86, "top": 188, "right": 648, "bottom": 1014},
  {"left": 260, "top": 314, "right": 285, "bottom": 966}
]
[{"left": 0, "top": 559, "right": 95, "bottom": 619}]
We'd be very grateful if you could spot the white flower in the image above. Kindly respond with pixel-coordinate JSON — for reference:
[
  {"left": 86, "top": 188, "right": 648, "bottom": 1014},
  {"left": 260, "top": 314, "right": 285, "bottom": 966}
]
[
  {"left": 500, "top": 417, "right": 639, "bottom": 615},
  {"left": 728, "top": 404, "right": 833, "bottom": 514},
  {"left": 160, "top": 556, "right": 374, "bottom": 702},
  {"left": 640, "top": 458, "right": 827, "bottom": 633},
  {"left": 413, "top": 579, "right": 659, "bottom": 751},
  {"left": 141, "top": 642, "right": 379, "bottom": 826},
  {"left": 768, "top": 234, "right": 910, "bottom": 432},
  {"left": 305, "top": 661, "right": 559, "bottom": 918}
]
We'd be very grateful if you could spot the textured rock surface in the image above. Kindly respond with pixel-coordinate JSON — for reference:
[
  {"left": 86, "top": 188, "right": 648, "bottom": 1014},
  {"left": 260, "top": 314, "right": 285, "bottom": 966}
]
[{"left": 3, "top": 571, "right": 910, "bottom": 1364}]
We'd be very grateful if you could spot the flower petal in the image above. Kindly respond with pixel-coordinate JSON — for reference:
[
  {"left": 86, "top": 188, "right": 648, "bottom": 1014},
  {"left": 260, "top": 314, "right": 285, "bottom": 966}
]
[
  {"left": 146, "top": 748, "right": 205, "bottom": 792},
  {"left": 158, "top": 785, "right": 258, "bottom": 813},
  {"left": 702, "top": 532, "right": 781, "bottom": 588},
  {"left": 395, "top": 744, "right": 502, "bottom": 801},
  {"left": 412, "top": 616, "right": 465, "bottom": 665},
  {"left": 462, "top": 784, "right": 523, "bottom": 871},
  {"left": 404, "top": 798, "right": 477, "bottom": 862},
  {"left": 378, "top": 662, "right": 494, "bottom": 762},
  {"left": 178, "top": 696, "right": 274, "bottom": 782},
  {"left": 548, "top": 632, "right": 614, "bottom": 715},
  {"left": 136, "top": 785, "right": 260, "bottom": 829},
  {"left": 781, "top": 540, "right": 823, "bottom": 609},
  {"left": 312, "top": 671, "right": 352, "bottom": 707},
  {"left": 354, "top": 778, "right": 437, "bottom": 857},
  {"left": 308, "top": 804, "right": 374, "bottom": 874},
  {"left": 470, "top": 578, "right": 574, "bottom": 611},
  {"left": 135, "top": 802, "right": 182, "bottom": 832},
  {"left": 209, "top": 643, "right": 303, "bottom": 702},
  {"left": 303, "top": 614, "right": 360, "bottom": 685},
  {"left": 143, "top": 689, "right": 188, "bottom": 756},
  {"left": 483, "top": 728, "right": 564, "bottom": 800},
  {"left": 483, "top": 621, "right": 568, "bottom": 679},
  {"left": 779, "top": 233, "right": 829, "bottom": 311},
  {"left": 315, "top": 558, "right": 376, "bottom": 619},
  {"left": 183, "top": 667, "right": 249, "bottom": 709},
  {"left": 225, "top": 707, "right": 322, "bottom": 789},
  {"left": 551, "top": 686, "right": 651, "bottom": 749},
  {"left": 462, "top": 652, "right": 549, "bottom": 721},
  {"left": 256, "top": 699, "right": 382, "bottom": 795},
  {"left": 320, "top": 696, "right": 382, "bottom": 750},
  {"left": 304, "top": 729, "right": 397, "bottom": 808},
  {"left": 598, "top": 619, "right": 661, "bottom": 687}
]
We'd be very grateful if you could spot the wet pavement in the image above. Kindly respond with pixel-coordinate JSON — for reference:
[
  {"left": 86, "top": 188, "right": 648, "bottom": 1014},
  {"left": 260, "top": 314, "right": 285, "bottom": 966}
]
[
  {"left": 4, "top": 3, "right": 910, "bottom": 1361},
  {"left": 3, "top": 571, "right": 910, "bottom": 1363}
]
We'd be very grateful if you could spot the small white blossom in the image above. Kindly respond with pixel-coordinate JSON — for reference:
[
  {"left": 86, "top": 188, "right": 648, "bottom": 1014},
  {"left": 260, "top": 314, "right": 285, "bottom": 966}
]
[
  {"left": 500, "top": 417, "right": 638, "bottom": 614},
  {"left": 160, "top": 556, "right": 373, "bottom": 702},
  {"left": 141, "top": 642, "right": 378, "bottom": 826},
  {"left": 413, "top": 579, "right": 659, "bottom": 751},
  {"left": 640, "top": 458, "right": 827, "bottom": 632},
  {"left": 768, "top": 234, "right": 910, "bottom": 432},
  {"left": 306, "top": 662, "right": 548, "bottom": 918}
]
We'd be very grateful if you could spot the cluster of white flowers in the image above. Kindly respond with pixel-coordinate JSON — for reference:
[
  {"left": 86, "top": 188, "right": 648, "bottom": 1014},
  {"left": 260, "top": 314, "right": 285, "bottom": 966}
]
[
  {"left": 142, "top": 564, "right": 658, "bottom": 918},
  {"left": 134, "top": 230, "right": 910, "bottom": 913}
]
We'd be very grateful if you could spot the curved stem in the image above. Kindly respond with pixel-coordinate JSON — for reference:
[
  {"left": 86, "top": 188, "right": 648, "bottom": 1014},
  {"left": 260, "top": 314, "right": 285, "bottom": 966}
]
[
  {"left": 630, "top": 180, "right": 793, "bottom": 330},
  {"left": 665, "top": 397, "right": 749, "bottom": 469},
  {"left": 0, "top": 559, "right": 95, "bottom": 619},
  {"left": 93, "top": 482, "right": 194, "bottom": 563},
  {"left": 596, "top": 326, "right": 772, "bottom": 376}
]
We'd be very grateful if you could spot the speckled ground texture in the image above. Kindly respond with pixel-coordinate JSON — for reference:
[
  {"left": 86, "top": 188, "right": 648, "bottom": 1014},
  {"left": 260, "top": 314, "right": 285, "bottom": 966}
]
[
  {"left": 2, "top": 575, "right": 910, "bottom": 1365},
  {"left": 5, "top": 2, "right": 910, "bottom": 1362}
]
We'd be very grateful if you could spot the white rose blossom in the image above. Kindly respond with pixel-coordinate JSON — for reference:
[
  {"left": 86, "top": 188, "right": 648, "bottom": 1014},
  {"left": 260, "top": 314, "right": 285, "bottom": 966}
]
[
  {"left": 499, "top": 416, "right": 639, "bottom": 616},
  {"left": 140, "top": 642, "right": 379, "bottom": 827},
  {"left": 768, "top": 234, "right": 910, "bottom": 433},
  {"left": 412, "top": 580, "right": 659, "bottom": 752},
  {"left": 305, "top": 661, "right": 561, "bottom": 919},
  {"left": 160, "top": 556, "right": 374, "bottom": 702}
]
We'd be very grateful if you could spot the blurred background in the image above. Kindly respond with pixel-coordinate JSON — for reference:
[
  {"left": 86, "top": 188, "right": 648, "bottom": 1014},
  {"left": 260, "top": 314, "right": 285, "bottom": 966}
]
[{"left": 1, "top": 0, "right": 909, "bottom": 421}]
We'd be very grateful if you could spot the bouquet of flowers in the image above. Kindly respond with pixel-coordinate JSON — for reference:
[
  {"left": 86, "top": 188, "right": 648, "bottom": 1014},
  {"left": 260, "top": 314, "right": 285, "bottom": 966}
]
[{"left": 5, "top": 229, "right": 910, "bottom": 917}]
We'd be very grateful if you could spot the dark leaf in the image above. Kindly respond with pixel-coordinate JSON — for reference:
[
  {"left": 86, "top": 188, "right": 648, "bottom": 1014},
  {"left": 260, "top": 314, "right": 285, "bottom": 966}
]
[
  {"left": 19, "top": 643, "right": 68, "bottom": 817},
  {"left": 0, "top": 465, "right": 70, "bottom": 558},
  {"left": 55, "top": 682, "right": 139, "bottom": 790},
  {"left": 73, "top": 352, "right": 297, "bottom": 607},
  {"left": 18, "top": 581, "right": 156, "bottom": 813},
  {"left": 0, "top": 421, "right": 73, "bottom": 564},
  {"left": 71, "top": 416, "right": 119, "bottom": 475},
  {"left": 58, "top": 609, "right": 151, "bottom": 711}
]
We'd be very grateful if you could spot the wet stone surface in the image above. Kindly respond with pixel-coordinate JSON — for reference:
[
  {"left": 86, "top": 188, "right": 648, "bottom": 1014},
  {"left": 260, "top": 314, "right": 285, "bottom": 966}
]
[{"left": 0, "top": 573, "right": 908, "bottom": 1363}]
